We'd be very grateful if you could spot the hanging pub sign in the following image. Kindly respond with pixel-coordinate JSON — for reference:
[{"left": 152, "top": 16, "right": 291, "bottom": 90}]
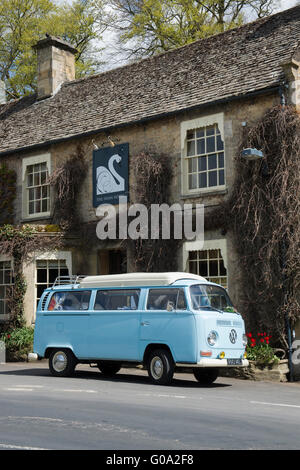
[{"left": 93, "top": 143, "right": 129, "bottom": 207}]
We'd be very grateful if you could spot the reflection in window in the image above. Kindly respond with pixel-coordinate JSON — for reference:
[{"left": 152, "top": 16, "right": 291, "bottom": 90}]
[
  {"left": 48, "top": 291, "right": 91, "bottom": 311},
  {"left": 147, "top": 288, "right": 187, "bottom": 310},
  {"left": 190, "top": 284, "right": 233, "bottom": 311},
  {"left": 94, "top": 289, "right": 140, "bottom": 310}
]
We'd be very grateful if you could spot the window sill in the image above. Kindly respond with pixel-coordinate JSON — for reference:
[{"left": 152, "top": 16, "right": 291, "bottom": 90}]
[
  {"left": 181, "top": 188, "right": 228, "bottom": 199},
  {"left": 21, "top": 214, "right": 52, "bottom": 223}
]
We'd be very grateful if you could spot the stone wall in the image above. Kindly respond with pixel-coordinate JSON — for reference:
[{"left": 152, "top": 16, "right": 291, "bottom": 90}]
[{"left": 0, "top": 89, "right": 281, "bottom": 325}]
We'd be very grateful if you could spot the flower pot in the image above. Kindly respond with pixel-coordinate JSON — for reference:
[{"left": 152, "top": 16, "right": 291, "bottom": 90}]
[{"left": 219, "top": 360, "right": 289, "bottom": 382}]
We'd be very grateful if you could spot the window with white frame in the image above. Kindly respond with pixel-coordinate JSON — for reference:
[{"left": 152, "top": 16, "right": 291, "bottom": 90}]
[
  {"left": 27, "top": 163, "right": 50, "bottom": 215},
  {"left": 36, "top": 259, "right": 69, "bottom": 306},
  {"left": 181, "top": 114, "right": 226, "bottom": 194},
  {"left": 22, "top": 154, "right": 51, "bottom": 219},
  {"left": 188, "top": 249, "right": 227, "bottom": 288},
  {"left": 0, "top": 260, "right": 13, "bottom": 318},
  {"left": 186, "top": 124, "right": 225, "bottom": 191}
]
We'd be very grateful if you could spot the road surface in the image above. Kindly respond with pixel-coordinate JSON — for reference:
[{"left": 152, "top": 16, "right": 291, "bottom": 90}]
[{"left": 0, "top": 362, "right": 299, "bottom": 450}]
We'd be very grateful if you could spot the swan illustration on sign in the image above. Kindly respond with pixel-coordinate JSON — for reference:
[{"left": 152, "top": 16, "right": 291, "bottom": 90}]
[{"left": 96, "top": 154, "right": 125, "bottom": 195}]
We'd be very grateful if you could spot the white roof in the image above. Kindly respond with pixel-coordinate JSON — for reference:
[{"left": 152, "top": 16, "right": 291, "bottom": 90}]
[{"left": 79, "top": 272, "right": 207, "bottom": 288}]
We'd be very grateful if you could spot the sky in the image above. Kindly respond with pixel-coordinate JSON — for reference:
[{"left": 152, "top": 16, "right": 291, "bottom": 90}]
[
  {"left": 100, "top": 0, "right": 300, "bottom": 70},
  {"left": 56, "top": 0, "right": 300, "bottom": 70},
  {"left": 276, "top": 0, "right": 298, "bottom": 10}
]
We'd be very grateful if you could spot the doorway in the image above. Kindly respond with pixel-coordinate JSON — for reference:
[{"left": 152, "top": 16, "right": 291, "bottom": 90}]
[{"left": 98, "top": 249, "right": 127, "bottom": 275}]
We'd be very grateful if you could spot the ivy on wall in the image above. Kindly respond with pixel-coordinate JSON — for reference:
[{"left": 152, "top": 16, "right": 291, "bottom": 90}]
[
  {"left": 0, "top": 164, "right": 16, "bottom": 225},
  {"left": 0, "top": 145, "right": 88, "bottom": 330},
  {"left": 206, "top": 105, "right": 300, "bottom": 347},
  {"left": 49, "top": 144, "right": 88, "bottom": 232},
  {"left": 128, "top": 151, "right": 181, "bottom": 272},
  {"left": 0, "top": 224, "right": 62, "bottom": 330}
]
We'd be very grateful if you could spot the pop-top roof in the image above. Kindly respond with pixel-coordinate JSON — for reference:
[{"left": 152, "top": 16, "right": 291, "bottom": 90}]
[{"left": 79, "top": 272, "right": 207, "bottom": 288}]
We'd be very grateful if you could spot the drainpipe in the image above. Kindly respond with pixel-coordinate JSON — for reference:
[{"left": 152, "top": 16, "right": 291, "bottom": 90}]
[
  {"left": 0, "top": 80, "right": 6, "bottom": 104},
  {"left": 280, "top": 238, "right": 294, "bottom": 382},
  {"left": 279, "top": 81, "right": 288, "bottom": 108}
]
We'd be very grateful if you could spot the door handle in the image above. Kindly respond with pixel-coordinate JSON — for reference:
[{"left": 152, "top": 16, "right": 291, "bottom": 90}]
[{"left": 141, "top": 321, "right": 150, "bottom": 326}]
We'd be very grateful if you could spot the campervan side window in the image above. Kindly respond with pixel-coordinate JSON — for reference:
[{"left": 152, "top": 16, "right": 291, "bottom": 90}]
[
  {"left": 94, "top": 289, "right": 140, "bottom": 310},
  {"left": 147, "top": 288, "right": 187, "bottom": 311},
  {"left": 48, "top": 291, "right": 91, "bottom": 311}
]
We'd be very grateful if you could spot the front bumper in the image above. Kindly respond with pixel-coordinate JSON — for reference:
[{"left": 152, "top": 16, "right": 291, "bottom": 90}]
[
  {"left": 176, "top": 358, "right": 249, "bottom": 368},
  {"left": 28, "top": 352, "right": 39, "bottom": 362}
]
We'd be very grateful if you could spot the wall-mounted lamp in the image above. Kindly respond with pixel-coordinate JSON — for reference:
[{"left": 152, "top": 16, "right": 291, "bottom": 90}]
[
  {"left": 107, "top": 136, "right": 116, "bottom": 148},
  {"left": 241, "top": 148, "right": 264, "bottom": 160},
  {"left": 91, "top": 135, "right": 120, "bottom": 150}
]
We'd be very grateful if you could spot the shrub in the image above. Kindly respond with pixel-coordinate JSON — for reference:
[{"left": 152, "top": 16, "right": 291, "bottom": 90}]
[
  {"left": 0, "top": 326, "right": 34, "bottom": 361},
  {"left": 246, "top": 332, "right": 280, "bottom": 367}
]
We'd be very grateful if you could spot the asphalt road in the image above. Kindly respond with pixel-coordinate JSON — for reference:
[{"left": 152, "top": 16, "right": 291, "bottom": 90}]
[{"left": 0, "top": 361, "right": 299, "bottom": 450}]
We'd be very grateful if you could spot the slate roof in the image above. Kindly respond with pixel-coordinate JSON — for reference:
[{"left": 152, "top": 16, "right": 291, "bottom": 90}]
[{"left": 1, "top": 5, "right": 300, "bottom": 156}]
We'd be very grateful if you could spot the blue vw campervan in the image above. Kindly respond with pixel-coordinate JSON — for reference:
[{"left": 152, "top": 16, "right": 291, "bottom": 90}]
[{"left": 33, "top": 272, "right": 248, "bottom": 385}]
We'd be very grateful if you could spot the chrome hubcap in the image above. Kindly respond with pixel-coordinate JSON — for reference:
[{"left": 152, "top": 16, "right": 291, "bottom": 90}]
[
  {"left": 53, "top": 351, "right": 67, "bottom": 372},
  {"left": 151, "top": 356, "right": 163, "bottom": 379}
]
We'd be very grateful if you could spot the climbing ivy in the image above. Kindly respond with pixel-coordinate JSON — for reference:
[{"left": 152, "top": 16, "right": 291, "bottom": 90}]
[{"left": 0, "top": 164, "right": 16, "bottom": 225}]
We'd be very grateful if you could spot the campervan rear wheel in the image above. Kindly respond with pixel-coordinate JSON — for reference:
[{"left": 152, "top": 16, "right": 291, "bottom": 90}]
[
  {"left": 49, "top": 349, "right": 77, "bottom": 377},
  {"left": 147, "top": 349, "right": 175, "bottom": 385},
  {"left": 193, "top": 368, "right": 218, "bottom": 385},
  {"left": 97, "top": 361, "right": 121, "bottom": 376}
]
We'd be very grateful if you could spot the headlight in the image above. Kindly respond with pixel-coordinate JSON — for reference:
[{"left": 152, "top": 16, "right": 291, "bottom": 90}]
[
  {"left": 242, "top": 334, "right": 248, "bottom": 347},
  {"left": 207, "top": 331, "right": 218, "bottom": 346}
]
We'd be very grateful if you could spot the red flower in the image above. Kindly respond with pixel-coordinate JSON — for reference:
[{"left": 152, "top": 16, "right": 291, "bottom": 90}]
[
  {"left": 260, "top": 338, "right": 264, "bottom": 343},
  {"left": 7, "top": 334, "right": 10, "bottom": 339},
  {"left": 247, "top": 333, "right": 252, "bottom": 338}
]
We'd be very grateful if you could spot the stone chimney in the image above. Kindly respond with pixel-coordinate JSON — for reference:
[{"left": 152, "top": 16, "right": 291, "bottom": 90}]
[{"left": 33, "top": 35, "right": 77, "bottom": 100}]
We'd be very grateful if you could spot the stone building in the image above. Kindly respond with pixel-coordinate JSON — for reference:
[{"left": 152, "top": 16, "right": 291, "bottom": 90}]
[{"left": 0, "top": 5, "right": 300, "bottom": 328}]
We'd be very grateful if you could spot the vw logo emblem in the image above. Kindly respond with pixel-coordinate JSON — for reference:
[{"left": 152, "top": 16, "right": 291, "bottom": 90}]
[{"left": 229, "top": 329, "right": 237, "bottom": 344}]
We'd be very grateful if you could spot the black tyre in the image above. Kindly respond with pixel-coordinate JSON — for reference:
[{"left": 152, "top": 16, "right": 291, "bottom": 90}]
[
  {"left": 49, "top": 348, "right": 77, "bottom": 377},
  {"left": 97, "top": 361, "right": 121, "bottom": 376},
  {"left": 193, "top": 368, "right": 218, "bottom": 385},
  {"left": 147, "top": 349, "right": 175, "bottom": 385}
]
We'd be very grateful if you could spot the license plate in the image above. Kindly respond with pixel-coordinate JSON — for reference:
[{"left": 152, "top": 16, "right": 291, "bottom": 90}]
[{"left": 227, "top": 358, "right": 242, "bottom": 366}]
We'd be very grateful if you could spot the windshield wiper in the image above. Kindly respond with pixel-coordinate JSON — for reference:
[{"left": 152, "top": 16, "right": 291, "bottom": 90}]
[{"left": 197, "top": 306, "right": 224, "bottom": 313}]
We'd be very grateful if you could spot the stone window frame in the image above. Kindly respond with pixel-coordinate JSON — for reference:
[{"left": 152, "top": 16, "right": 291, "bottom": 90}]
[
  {"left": 180, "top": 113, "right": 226, "bottom": 196},
  {"left": 182, "top": 238, "right": 228, "bottom": 289},
  {"left": 22, "top": 153, "right": 51, "bottom": 220}
]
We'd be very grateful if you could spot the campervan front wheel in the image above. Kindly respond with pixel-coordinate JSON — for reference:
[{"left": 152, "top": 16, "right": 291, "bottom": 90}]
[
  {"left": 49, "top": 349, "right": 77, "bottom": 377},
  {"left": 193, "top": 368, "right": 218, "bottom": 385},
  {"left": 147, "top": 349, "right": 175, "bottom": 385}
]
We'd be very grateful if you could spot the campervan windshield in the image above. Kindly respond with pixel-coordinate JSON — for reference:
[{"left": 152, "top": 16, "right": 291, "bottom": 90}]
[{"left": 190, "top": 284, "right": 236, "bottom": 312}]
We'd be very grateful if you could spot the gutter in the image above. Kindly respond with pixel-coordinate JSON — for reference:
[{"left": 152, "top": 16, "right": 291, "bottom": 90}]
[{"left": 0, "top": 85, "right": 280, "bottom": 157}]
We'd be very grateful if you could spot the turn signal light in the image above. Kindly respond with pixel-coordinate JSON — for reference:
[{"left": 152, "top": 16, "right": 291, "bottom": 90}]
[
  {"left": 219, "top": 351, "right": 225, "bottom": 359},
  {"left": 243, "top": 352, "right": 247, "bottom": 359},
  {"left": 200, "top": 351, "right": 212, "bottom": 357}
]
